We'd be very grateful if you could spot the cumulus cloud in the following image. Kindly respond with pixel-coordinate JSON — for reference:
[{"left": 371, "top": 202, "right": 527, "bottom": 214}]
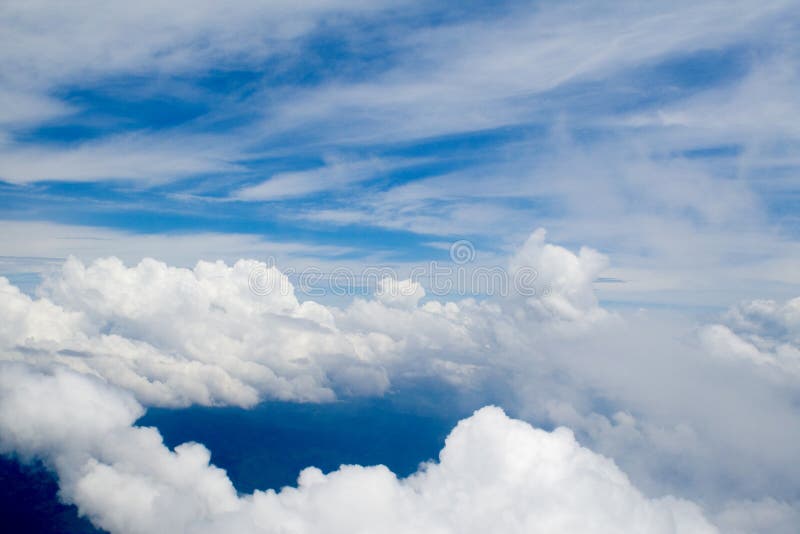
[
  {"left": 2, "top": 230, "right": 800, "bottom": 532},
  {"left": 0, "top": 229, "right": 605, "bottom": 407},
  {"left": 0, "top": 256, "right": 389, "bottom": 407},
  {"left": 0, "top": 363, "right": 240, "bottom": 533},
  {"left": 374, "top": 277, "right": 426, "bottom": 309},
  {"left": 699, "top": 296, "right": 800, "bottom": 379},
  {"left": 509, "top": 228, "right": 609, "bottom": 321},
  {"left": 0, "top": 362, "right": 716, "bottom": 534},
  {"left": 504, "top": 308, "right": 800, "bottom": 511}
]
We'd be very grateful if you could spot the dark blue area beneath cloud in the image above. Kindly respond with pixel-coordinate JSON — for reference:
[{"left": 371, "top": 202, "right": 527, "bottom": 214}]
[
  {"left": 0, "top": 456, "right": 103, "bottom": 533},
  {"left": 139, "top": 391, "right": 478, "bottom": 494},
  {"left": 0, "top": 381, "right": 496, "bottom": 531}
]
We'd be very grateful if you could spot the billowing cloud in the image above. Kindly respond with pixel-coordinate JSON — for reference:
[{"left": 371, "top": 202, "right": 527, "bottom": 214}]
[
  {"left": 0, "top": 229, "right": 605, "bottom": 407},
  {"left": 509, "top": 228, "right": 609, "bottom": 321},
  {"left": 0, "top": 256, "right": 389, "bottom": 407},
  {"left": 699, "top": 296, "right": 800, "bottom": 379},
  {"left": 1, "top": 230, "right": 799, "bottom": 532},
  {"left": 0, "top": 363, "right": 716, "bottom": 534},
  {"left": 3, "top": 1, "right": 800, "bottom": 531}
]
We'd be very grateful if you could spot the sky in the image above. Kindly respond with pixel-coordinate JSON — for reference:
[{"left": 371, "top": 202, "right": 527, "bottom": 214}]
[{"left": 1, "top": 1, "right": 800, "bottom": 533}]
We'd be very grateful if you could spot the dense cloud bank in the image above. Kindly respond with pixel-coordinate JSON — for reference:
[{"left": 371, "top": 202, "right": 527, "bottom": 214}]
[
  {"left": 700, "top": 297, "right": 800, "bottom": 379},
  {"left": 0, "top": 363, "right": 716, "bottom": 534},
  {"left": 0, "top": 257, "right": 389, "bottom": 406},
  {"left": 0, "top": 228, "right": 605, "bottom": 409},
  {"left": 1, "top": 230, "right": 799, "bottom": 532}
]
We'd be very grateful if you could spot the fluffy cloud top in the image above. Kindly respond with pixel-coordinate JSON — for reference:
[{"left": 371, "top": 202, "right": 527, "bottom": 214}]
[
  {"left": 0, "top": 256, "right": 391, "bottom": 407},
  {"left": 2, "top": 231, "right": 800, "bottom": 532},
  {"left": 509, "top": 228, "right": 609, "bottom": 321},
  {"left": 699, "top": 296, "right": 800, "bottom": 379},
  {"left": 0, "top": 362, "right": 715, "bottom": 534},
  {"left": 374, "top": 277, "right": 426, "bottom": 309},
  {"left": 0, "top": 230, "right": 605, "bottom": 408}
]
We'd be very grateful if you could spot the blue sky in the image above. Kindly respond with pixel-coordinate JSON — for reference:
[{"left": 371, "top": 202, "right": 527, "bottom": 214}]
[
  {"left": 2, "top": 2, "right": 800, "bottom": 533},
  {"left": 2, "top": 0, "right": 800, "bottom": 309}
]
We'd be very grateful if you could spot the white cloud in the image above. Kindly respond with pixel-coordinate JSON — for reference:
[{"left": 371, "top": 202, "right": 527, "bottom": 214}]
[
  {"left": 0, "top": 132, "right": 243, "bottom": 184},
  {"left": 4, "top": 0, "right": 797, "bottom": 186},
  {"left": 259, "top": 0, "right": 795, "bottom": 145},
  {"left": 2, "top": 3, "right": 800, "bottom": 530},
  {"left": 699, "top": 296, "right": 800, "bottom": 379},
  {"left": 0, "top": 90, "right": 75, "bottom": 127},
  {"left": 629, "top": 55, "right": 800, "bottom": 143},
  {"left": 0, "top": 0, "right": 392, "bottom": 91},
  {"left": 0, "top": 228, "right": 606, "bottom": 408},
  {"left": 0, "top": 256, "right": 390, "bottom": 407},
  {"left": 0, "top": 0, "right": 397, "bottom": 183},
  {"left": 0, "top": 363, "right": 241, "bottom": 533},
  {"left": 506, "top": 308, "right": 800, "bottom": 507},
  {"left": 509, "top": 228, "right": 608, "bottom": 321},
  {"left": 374, "top": 276, "right": 426, "bottom": 309},
  {"left": 232, "top": 157, "right": 406, "bottom": 201},
  {"left": 3, "top": 0, "right": 800, "bottom": 317},
  {"left": 0, "top": 220, "right": 355, "bottom": 276},
  {"left": 0, "top": 364, "right": 716, "bottom": 534},
  {"left": 1, "top": 230, "right": 799, "bottom": 532}
]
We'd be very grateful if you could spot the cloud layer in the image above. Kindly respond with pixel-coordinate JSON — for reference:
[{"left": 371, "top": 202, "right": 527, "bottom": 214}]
[
  {"left": 1, "top": 256, "right": 388, "bottom": 407},
  {"left": 1, "top": 230, "right": 799, "bottom": 532},
  {"left": 700, "top": 296, "right": 800, "bottom": 379},
  {"left": 0, "top": 363, "right": 715, "bottom": 534},
  {"left": 0, "top": 228, "right": 608, "bottom": 408},
  {"left": 2, "top": 2, "right": 800, "bottom": 532}
]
